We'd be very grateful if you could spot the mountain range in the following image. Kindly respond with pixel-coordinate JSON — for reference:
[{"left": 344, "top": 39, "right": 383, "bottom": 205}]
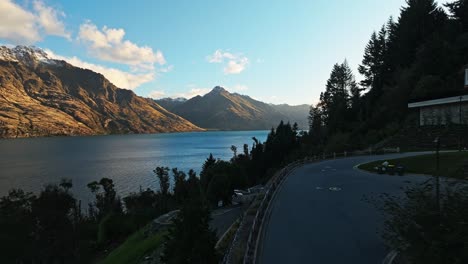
[
  {"left": 0, "top": 46, "right": 310, "bottom": 138},
  {"left": 0, "top": 46, "right": 201, "bottom": 138},
  {"left": 156, "top": 87, "right": 309, "bottom": 130}
]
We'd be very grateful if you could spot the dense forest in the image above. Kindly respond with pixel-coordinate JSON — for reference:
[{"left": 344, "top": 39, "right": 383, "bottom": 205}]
[{"left": 307, "top": 0, "right": 468, "bottom": 153}]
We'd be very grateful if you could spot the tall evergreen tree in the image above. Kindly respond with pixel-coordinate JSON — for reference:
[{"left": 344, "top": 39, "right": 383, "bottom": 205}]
[
  {"left": 200, "top": 154, "right": 216, "bottom": 192},
  {"left": 320, "top": 60, "right": 358, "bottom": 132},
  {"left": 359, "top": 25, "right": 388, "bottom": 99},
  {"left": 308, "top": 104, "right": 324, "bottom": 141},
  {"left": 154, "top": 167, "right": 170, "bottom": 196},
  {"left": 172, "top": 168, "right": 188, "bottom": 205},
  {"left": 161, "top": 178, "right": 218, "bottom": 264},
  {"left": 446, "top": 0, "right": 468, "bottom": 31},
  {"left": 388, "top": 0, "right": 447, "bottom": 69}
]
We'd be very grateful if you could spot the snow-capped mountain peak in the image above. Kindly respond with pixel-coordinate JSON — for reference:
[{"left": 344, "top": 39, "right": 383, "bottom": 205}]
[{"left": 0, "top": 45, "right": 56, "bottom": 66}]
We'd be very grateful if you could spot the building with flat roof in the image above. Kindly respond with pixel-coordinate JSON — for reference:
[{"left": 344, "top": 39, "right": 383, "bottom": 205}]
[{"left": 408, "top": 94, "right": 468, "bottom": 126}]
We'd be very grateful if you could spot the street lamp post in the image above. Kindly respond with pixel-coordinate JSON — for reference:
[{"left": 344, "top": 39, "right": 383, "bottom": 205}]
[
  {"left": 434, "top": 137, "right": 440, "bottom": 212},
  {"left": 459, "top": 96, "right": 463, "bottom": 152}
]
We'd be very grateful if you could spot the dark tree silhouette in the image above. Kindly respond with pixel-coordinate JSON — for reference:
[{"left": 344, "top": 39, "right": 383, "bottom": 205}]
[{"left": 161, "top": 177, "right": 218, "bottom": 264}]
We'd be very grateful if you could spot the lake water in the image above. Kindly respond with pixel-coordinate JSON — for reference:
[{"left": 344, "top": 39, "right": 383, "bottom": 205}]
[{"left": 0, "top": 131, "right": 268, "bottom": 202}]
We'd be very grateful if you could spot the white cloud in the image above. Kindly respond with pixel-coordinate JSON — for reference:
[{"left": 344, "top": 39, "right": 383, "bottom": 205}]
[
  {"left": 224, "top": 58, "right": 249, "bottom": 74},
  {"left": 45, "top": 49, "right": 155, "bottom": 90},
  {"left": 0, "top": 0, "right": 69, "bottom": 44},
  {"left": 0, "top": 0, "right": 41, "bottom": 44},
  {"left": 78, "top": 21, "right": 165, "bottom": 70},
  {"left": 207, "top": 49, "right": 249, "bottom": 75},
  {"left": 174, "top": 85, "right": 211, "bottom": 99},
  {"left": 162, "top": 84, "right": 247, "bottom": 100},
  {"left": 148, "top": 90, "right": 165, "bottom": 99},
  {"left": 33, "top": 0, "right": 70, "bottom": 39},
  {"left": 159, "top": 65, "right": 174, "bottom": 73},
  {"left": 207, "top": 49, "right": 236, "bottom": 63}
]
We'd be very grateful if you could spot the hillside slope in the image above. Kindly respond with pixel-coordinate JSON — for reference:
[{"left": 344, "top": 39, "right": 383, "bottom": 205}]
[
  {"left": 0, "top": 46, "right": 201, "bottom": 138},
  {"left": 156, "top": 87, "right": 309, "bottom": 130}
]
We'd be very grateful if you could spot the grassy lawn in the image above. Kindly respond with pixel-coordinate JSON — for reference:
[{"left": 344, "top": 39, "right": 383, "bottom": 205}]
[
  {"left": 98, "top": 226, "right": 167, "bottom": 264},
  {"left": 358, "top": 151, "right": 468, "bottom": 179}
]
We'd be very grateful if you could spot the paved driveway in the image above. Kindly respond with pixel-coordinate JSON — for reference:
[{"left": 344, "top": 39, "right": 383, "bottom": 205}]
[{"left": 259, "top": 153, "right": 433, "bottom": 264}]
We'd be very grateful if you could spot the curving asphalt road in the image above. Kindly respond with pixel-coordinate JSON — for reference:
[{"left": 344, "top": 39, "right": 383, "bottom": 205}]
[
  {"left": 211, "top": 205, "right": 246, "bottom": 237},
  {"left": 259, "top": 153, "right": 433, "bottom": 264}
]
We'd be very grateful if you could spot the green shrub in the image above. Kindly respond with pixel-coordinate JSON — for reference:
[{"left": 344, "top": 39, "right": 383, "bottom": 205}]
[
  {"left": 324, "top": 132, "right": 351, "bottom": 153},
  {"left": 377, "top": 183, "right": 468, "bottom": 264}
]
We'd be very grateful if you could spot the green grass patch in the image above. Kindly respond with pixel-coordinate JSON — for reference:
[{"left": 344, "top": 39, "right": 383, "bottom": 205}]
[
  {"left": 358, "top": 151, "right": 468, "bottom": 179},
  {"left": 97, "top": 226, "right": 167, "bottom": 264}
]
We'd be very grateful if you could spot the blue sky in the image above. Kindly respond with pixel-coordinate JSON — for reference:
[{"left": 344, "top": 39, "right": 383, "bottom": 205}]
[{"left": 0, "top": 0, "right": 450, "bottom": 105}]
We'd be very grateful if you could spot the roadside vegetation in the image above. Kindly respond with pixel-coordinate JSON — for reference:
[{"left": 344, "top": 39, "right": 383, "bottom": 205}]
[
  {"left": 358, "top": 151, "right": 468, "bottom": 179},
  {"left": 306, "top": 0, "right": 468, "bottom": 154},
  {"left": 98, "top": 228, "right": 167, "bottom": 264},
  {"left": 376, "top": 182, "right": 468, "bottom": 264},
  {"left": 0, "top": 121, "right": 304, "bottom": 263}
]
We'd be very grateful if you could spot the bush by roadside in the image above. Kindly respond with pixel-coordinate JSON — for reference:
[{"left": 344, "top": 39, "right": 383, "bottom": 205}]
[{"left": 376, "top": 181, "right": 468, "bottom": 264}]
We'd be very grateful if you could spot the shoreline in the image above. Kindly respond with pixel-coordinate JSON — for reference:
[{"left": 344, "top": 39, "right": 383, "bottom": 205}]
[{"left": 0, "top": 128, "right": 277, "bottom": 140}]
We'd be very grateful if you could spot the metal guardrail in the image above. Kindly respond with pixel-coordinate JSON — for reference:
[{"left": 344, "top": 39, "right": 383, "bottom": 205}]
[{"left": 242, "top": 159, "right": 307, "bottom": 264}]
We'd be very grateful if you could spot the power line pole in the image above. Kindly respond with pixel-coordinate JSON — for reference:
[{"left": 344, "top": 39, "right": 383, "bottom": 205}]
[
  {"left": 434, "top": 137, "right": 440, "bottom": 213},
  {"left": 460, "top": 96, "right": 463, "bottom": 152}
]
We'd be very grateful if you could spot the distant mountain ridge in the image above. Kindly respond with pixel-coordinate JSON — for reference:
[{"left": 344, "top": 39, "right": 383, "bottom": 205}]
[
  {"left": 0, "top": 45, "right": 202, "bottom": 138},
  {"left": 156, "top": 86, "right": 310, "bottom": 130},
  {"left": 156, "top": 97, "right": 187, "bottom": 112}
]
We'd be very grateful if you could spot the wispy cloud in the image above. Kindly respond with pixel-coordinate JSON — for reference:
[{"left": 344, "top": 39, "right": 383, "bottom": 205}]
[
  {"left": 78, "top": 21, "right": 165, "bottom": 70},
  {"left": 147, "top": 90, "right": 166, "bottom": 99},
  {"left": 0, "top": 0, "right": 69, "bottom": 44},
  {"left": 171, "top": 84, "right": 211, "bottom": 99},
  {"left": 176, "top": 88, "right": 211, "bottom": 98},
  {"left": 159, "top": 65, "right": 174, "bottom": 73},
  {"left": 33, "top": 0, "right": 70, "bottom": 40},
  {"left": 45, "top": 49, "right": 155, "bottom": 90},
  {"left": 206, "top": 49, "right": 249, "bottom": 74},
  {"left": 0, "top": 1, "right": 169, "bottom": 91}
]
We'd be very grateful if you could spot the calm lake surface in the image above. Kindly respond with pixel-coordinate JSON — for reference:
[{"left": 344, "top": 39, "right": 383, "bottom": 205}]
[{"left": 0, "top": 131, "right": 268, "bottom": 202}]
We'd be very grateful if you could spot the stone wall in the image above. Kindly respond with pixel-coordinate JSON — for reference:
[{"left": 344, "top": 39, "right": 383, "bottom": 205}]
[{"left": 420, "top": 102, "right": 468, "bottom": 126}]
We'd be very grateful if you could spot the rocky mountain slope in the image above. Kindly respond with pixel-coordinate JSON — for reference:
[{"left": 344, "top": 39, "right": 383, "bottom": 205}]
[
  {"left": 0, "top": 46, "right": 201, "bottom": 138},
  {"left": 270, "top": 103, "right": 309, "bottom": 129},
  {"left": 156, "top": 87, "right": 310, "bottom": 130}
]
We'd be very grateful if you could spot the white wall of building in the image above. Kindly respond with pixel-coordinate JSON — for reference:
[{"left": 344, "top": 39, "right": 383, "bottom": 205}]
[{"left": 420, "top": 102, "right": 468, "bottom": 126}]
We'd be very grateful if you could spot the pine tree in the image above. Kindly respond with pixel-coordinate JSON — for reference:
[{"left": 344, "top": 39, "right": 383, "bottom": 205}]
[
  {"left": 172, "top": 168, "right": 188, "bottom": 205},
  {"left": 320, "top": 60, "right": 358, "bottom": 132},
  {"left": 161, "top": 179, "right": 218, "bottom": 264},
  {"left": 200, "top": 154, "right": 216, "bottom": 192},
  {"left": 154, "top": 167, "right": 170, "bottom": 196},
  {"left": 388, "top": 0, "right": 446, "bottom": 69},
  {"left": 358, "top": 24, "right": 388, "bottom": 98},
  {"left": 308, "top": 105, "right": 321, "bottom": 134},
  {"left": 308, "top": 104, "right": 324, "bottom": 144},
  {"left": 445, "top": 0, "right": 468, "bottom": 32}
]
